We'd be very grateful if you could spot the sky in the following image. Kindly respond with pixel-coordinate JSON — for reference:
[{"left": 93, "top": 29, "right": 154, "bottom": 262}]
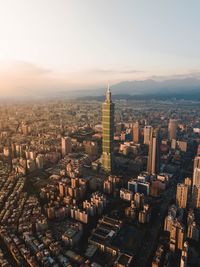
[{"left": 0, "top": 0, "right": 200, "bottom": 96}]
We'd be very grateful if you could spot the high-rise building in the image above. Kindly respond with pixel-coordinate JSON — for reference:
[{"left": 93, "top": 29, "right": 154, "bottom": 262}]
[
  {"left": 168, "top": 119, "right": 178, "bottom": 140},
  {"left": 187, "top": 221, "right": 199, "bottom": 241},
  {"left": 164, "top": 215, "right": 174, "bottom": 232},
  {"left": 193, "top": 184, "right": 200, "bottom": 208},
  {"left": 61, "top": 137, "right": 72, "bottom": 157},
  {"left": 132, "top": 121, "right": 140, "bottom": 143},
  {"left": 194, "top": 156, "right": 200, "bottom": 169},
  {"left": 197, "top": 144, "right": 200, "bottom": 156},
  {"left": 134, "top": 192, "right": 144, "bottom": 209},
  {"left": 176, "top": 183, "right": 188, "bottom": 208},
  {"left": 147, "top": 128, "right": 160, "bottom": 175},
  {"left": 193, "top": 167, "right": 200, "bottom": 187},
  {"left": 102, "top": 85, "right": 114, "bottom": 172},
  {"left": 170, "top": 221, "right": 184, "bottom": 251},
  {"left": 144, "top": 125, "right": 153, "bottom": 145}
]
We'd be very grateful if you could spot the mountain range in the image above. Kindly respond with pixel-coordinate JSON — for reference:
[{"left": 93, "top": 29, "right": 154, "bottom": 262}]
[
  {"left": 66, "top": 77, "right": 200, "bottom": 100},
  {"left": 1, "top": 77, "right": 200, "bottom": 101}
]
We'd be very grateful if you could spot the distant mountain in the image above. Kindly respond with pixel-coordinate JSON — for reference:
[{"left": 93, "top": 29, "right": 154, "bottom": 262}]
[
  {"left": 2, "top": 77, "right": 200, "bottom": 101},
  {"left": 108, "top": 78, "right": 200, "bottom": 95},
  {"left": 72, "top": 77, "right": 200, "bottom": 100}
]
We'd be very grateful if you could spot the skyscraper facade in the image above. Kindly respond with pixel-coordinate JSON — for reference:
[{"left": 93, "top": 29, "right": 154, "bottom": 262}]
[
  {"left": 194, "top": 156, "right": 200, "bottom": 169},
  {"left": 193, "top": 168, "right": 200, "bottom": 187},
  {"left": 61, "top": 137, "right": 72, "bottom": 157},
  {"left": 168, "top": 119, "right": 178, "bottom": 140},
  {"left": 147, "top": 128, "right": 160, "bottom": 175},
  {"left": 192, "top": 156, "right": 200, "bottom": 195},
  {"left": 144, "top": 125, "right": 153, "bottom": 145},
  {"left": 176, "top": 183, "right": 188, "bottom": 208},
  {"left": 193, "top": 185, "right": 200, "bottom": 208},
  {"left": 197, "top": 144, "right": 200, "bottom": 156},
  {"left": 132, "top": 121, "right": 140, "bottom": 143},
  {"left": 102, "top": 86, "right": 114, "bottom": 173}
]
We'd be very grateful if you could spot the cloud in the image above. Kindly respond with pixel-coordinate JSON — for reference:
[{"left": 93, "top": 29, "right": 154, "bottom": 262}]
[
  {"left": 90, "top": 68, "right": 145, "bottom": 75},
  {"left": 150, "top": 71, "right": 200, "bottom": 81},
  {"left": 0, "top": 61, "right": 67, "bottom": 97},
  {"left": 72, "top": 67, "right": 148, "bottom": 85},
  {"left": 0, "top": 61, "right": 105, "bottom": 98}
]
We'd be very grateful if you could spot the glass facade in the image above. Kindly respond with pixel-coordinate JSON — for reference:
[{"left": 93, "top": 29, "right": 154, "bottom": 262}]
[{"left": 102, "top": 88, "right": 114, "bottom": 172}]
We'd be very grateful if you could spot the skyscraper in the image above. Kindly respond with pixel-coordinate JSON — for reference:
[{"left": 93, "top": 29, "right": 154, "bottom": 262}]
[
  {"left": 197, "top": 144, "right": 200, "bottom": 156},
  {"left": 170, "top": 221, "right": 184, "bottom": 251},
  {"left": 147, "top": 128, "right": 160, "bottom": 175},
  {"left": 193, "top": 185, "right": 200, "bottom": 208},
  {"left": 168, "top": 119, "right": 178, "bottom": 140},
  {"left": 102, "top": 85, "right": 114, "bottom": 173},
  {"left": 191, "top": 156, "right": 200, "bottom": 195},
  {"left": 61, "top": 137, "right": 72, "bottom": 157},
  {"left": 176, "top": 183, "right": 188, "bottom": 208},
  {"left": 194, "top": 156, "right": 200, "bottom": 169},
  {"left": 132, "top": 121, "right": 140, "bottom": 143},
  {"left": 144, "top": 125, "right": 153, "bottom": 145},
  {"left": 193, "top": 168, "right": 200, "bottom": 187}
]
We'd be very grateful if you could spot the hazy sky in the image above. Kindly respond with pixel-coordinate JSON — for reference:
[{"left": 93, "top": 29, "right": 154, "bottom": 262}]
[{"left": 0, "top": 0, "right": 200, "bottom": 96}]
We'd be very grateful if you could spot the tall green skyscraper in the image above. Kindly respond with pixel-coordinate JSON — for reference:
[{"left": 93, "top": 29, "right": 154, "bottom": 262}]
[{"left": 102, "top": 85, "right": 114, "bottom": 172}]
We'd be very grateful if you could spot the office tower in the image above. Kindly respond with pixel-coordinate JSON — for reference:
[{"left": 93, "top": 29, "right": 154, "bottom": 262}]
[
  {"left": 168, "top": 119, "right": 178, "bottom": 140},
  {"left": 144, "top": 125, "right": 153, "bottom": 145},
  {"left": 194, "top": 156, "right": 200, "bottom": 169},
  {"left": 193, "top": 168, "right": 200, "bottom": 187},
  {"left": 176, "top": 183, "right": 188, "bottom": 208},
  {"left": 184, "top": 177, "right": 192, "bottom": 199},
  {"left": 192, "top": 156, "right": 200, "bottom": 192},
  {"left": 197, "top": 144, "right": 200, "bottom": 156},
  {"left": 164, "top": 215, "right": 174, "bottom": 232},
  {"left": 102, "top": 85, "right": 114, "bottom": 173},
  {"left": 193, "top": 185, "right": 200, "bottom": 208},
  {"left": 147, "top": 128, "right": 160, "bottom": 175},
  {"left": 132, "top": 121, "right": 140, "bottom": 143},
  {"left": 61, "top": 137, "right": 72, "bottom": 157},
  {"left": 187, "top": 221, "right": 199, "bottom": 241},
  {"left": 170, "top": 221, "right": 184, "bottom": 251},
  {"left": 134, "top": 192, "right": 144, "bottom": 209}
]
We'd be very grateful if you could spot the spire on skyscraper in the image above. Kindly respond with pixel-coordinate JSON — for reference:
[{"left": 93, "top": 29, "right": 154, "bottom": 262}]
[{"left": 106, "top": 83, "right": 112, "bottom": 103}]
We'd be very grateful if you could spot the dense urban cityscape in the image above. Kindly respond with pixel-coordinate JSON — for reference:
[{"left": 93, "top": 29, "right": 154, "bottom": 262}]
[
  {"left": 0, "top": 87, "right": 199, "bottom": 267},
  {"left": 1, "top": 1, "right": 200, "bottom": 266}
]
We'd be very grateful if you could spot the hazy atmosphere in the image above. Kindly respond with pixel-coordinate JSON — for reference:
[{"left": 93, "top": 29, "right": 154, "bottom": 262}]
[{"left": 0, "top": 0, "right": 200, "bottom": 97}]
